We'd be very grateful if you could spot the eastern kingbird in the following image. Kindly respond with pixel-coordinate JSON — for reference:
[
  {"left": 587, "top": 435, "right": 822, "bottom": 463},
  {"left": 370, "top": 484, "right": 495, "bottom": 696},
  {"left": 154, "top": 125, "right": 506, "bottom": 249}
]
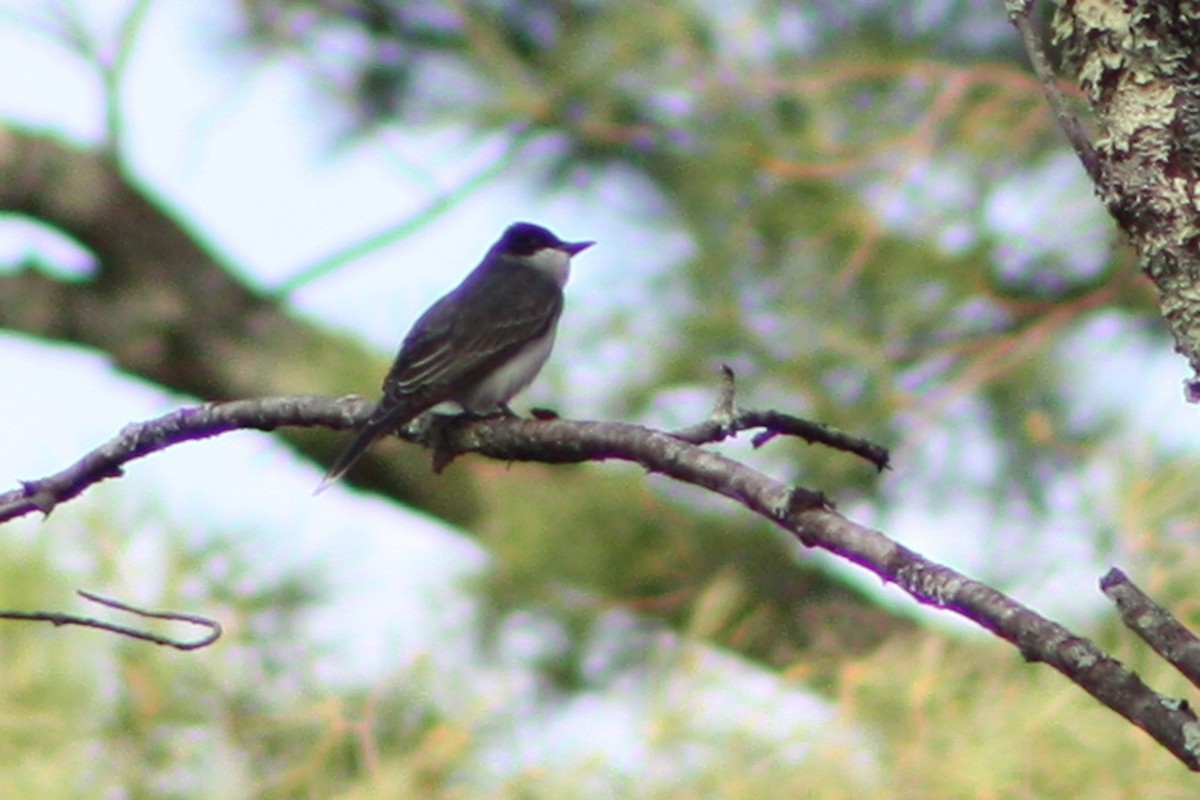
[{"left": 316, "top": 222, "right": 594, "bottom": 493}]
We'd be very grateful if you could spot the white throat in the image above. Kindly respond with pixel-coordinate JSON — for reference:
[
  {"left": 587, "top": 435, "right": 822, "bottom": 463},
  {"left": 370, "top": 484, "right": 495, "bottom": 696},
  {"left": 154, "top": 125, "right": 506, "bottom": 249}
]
[{"left": 524, "top": 246, "right": 572, "bottom": 287}]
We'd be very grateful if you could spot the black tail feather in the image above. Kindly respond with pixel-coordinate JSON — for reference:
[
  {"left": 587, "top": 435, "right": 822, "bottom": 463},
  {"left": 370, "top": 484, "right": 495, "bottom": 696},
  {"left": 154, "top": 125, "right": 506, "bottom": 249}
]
[{"left": 314, "top": 413, "right": 400, "bottom": 495}]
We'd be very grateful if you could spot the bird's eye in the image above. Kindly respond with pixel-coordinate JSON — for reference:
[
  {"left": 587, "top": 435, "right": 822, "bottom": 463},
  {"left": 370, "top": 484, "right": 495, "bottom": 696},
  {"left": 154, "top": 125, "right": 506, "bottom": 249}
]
[{"left": 514, "top": 233, "right": 540, "bottom": 253}]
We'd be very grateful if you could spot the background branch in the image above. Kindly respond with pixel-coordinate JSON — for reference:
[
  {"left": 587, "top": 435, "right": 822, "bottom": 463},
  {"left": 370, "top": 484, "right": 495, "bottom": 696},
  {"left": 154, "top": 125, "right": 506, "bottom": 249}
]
[{"left": 0, "top": 125, "right": 485, "bottom": 523}]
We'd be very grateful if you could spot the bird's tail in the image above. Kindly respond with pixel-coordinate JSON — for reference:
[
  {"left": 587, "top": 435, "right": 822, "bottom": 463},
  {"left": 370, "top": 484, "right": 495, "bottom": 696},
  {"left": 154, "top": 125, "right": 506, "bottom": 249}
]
[{"left": 314, "top": 411, "right": 402, "bottom": 495}]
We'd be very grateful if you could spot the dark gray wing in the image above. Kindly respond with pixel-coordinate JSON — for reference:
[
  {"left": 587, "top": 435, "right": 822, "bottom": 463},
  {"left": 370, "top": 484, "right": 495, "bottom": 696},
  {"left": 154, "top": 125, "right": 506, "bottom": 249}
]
[{"left": 380, "top": 262, "right": 563, "bottom": 407}]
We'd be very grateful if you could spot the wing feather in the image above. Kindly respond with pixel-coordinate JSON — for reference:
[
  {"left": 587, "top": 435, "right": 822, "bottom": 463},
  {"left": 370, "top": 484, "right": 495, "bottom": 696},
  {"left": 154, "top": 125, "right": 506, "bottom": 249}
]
[{"left": 381, "top": 263, "right": 563, "bottom": 406}]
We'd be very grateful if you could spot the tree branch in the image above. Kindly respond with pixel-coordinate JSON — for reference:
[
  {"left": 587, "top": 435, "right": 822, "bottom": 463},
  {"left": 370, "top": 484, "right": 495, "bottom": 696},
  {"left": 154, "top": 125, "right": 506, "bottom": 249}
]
[
  {"left": 1009, "top": 1, "right": 1200, "bottom": 399},
  {"left": 1102, "top": 568, "right": 1200, "bottom": 690},
  {"left": 2, "top": 394, "right": 1198, "bottom": 767},
  {"left": 0, "top": 589, "right": 221, "bottom": 650}
]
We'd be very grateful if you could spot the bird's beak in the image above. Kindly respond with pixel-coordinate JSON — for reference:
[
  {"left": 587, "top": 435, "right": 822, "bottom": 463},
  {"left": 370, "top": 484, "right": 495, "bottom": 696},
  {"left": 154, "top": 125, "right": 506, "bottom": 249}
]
[{"left": 564, "top": 240, "right": 595, "bottom": 256}]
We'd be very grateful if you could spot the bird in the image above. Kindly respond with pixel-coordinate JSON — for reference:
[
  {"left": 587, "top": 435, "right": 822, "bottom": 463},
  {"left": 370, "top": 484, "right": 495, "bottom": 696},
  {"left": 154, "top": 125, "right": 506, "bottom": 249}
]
[{"left": 315, "top": 221, "right": 594, "bottom": 494}]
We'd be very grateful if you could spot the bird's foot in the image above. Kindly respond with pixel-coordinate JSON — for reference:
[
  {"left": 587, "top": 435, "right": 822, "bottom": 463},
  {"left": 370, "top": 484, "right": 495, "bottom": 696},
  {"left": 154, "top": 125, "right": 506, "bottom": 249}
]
[{"left": 450, "top": 406, "right": 513, "bottom": 424}]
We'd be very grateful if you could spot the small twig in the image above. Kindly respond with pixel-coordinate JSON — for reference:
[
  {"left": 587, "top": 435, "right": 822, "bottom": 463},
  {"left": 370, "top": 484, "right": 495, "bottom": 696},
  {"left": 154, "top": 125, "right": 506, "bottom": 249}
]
[
  {"left": 1007, "top": 0, "right": 1101, "bottom": 181},
  {"left": 1101, "top": 568, "right": 1200, "bottom": 690},
  {"left": 669, "top": 364, "right": 738, "bottom": 442},
  {"left": 0, "top": 590, "right": 222, "bottom": 650},
  {"left": 5, "top": 0, "right": 152, "bottom": 161},
  {"left": 671, "top": 366, "right": 891, "bottom": 471},
  {"left": 741, "top": 410, "right": 890, "bottom": 471},
  {"left": 100, "top": 0, "right": 153, "bottom": 157}
]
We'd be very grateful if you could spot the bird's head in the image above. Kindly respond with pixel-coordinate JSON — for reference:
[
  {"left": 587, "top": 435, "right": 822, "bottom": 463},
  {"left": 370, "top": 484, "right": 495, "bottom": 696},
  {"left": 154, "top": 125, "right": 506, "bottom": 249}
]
[{"left": 496, "top": 222, "right": 594, "bottom": 285}]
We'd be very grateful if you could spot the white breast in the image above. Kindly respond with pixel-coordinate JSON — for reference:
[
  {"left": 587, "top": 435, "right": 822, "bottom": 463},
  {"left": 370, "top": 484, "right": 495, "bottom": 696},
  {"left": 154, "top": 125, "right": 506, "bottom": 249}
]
[{"left": 455, "top": 327, "right": 558, "bottom": 412}]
